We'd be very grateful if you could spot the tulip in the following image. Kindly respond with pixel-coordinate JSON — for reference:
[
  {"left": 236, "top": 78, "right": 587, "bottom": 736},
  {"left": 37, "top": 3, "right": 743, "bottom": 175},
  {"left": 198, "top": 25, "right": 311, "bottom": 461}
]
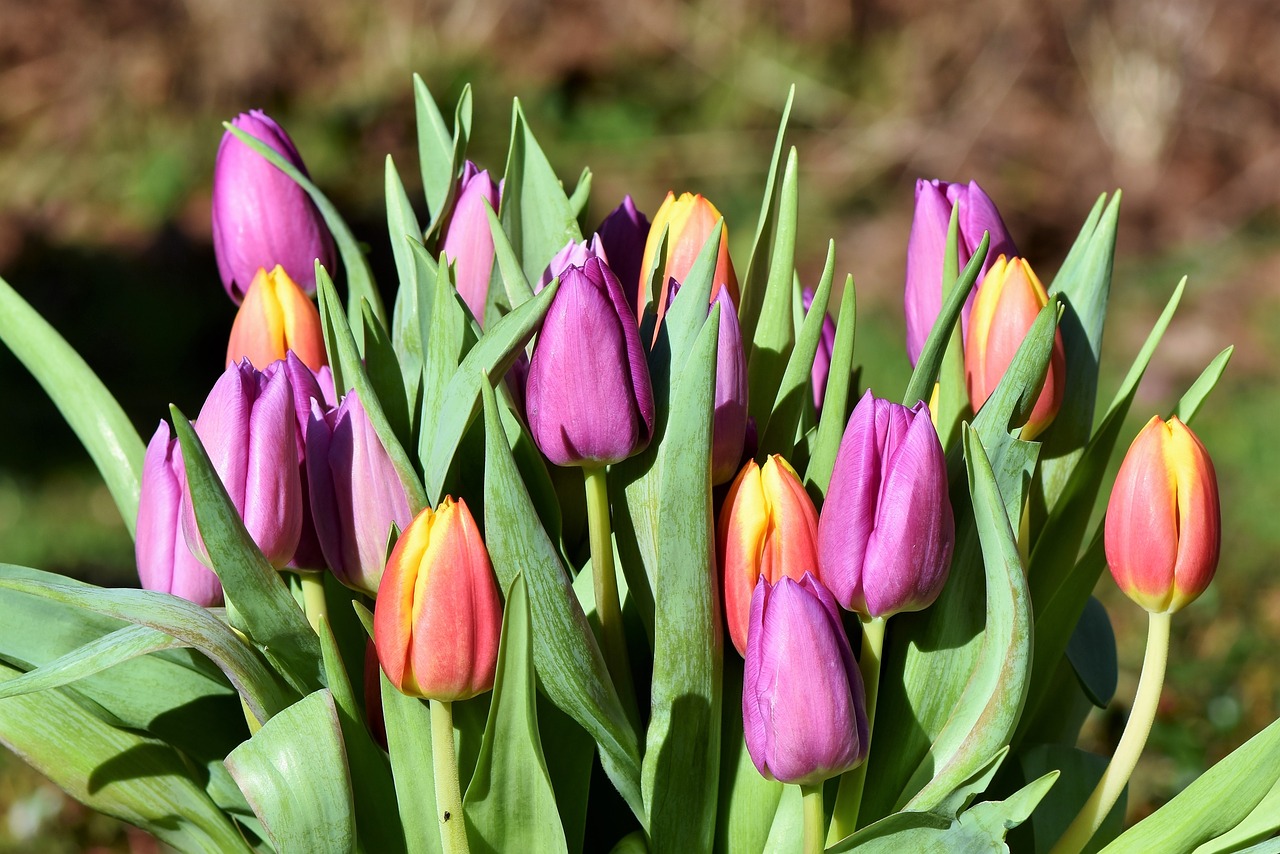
[
  {"left": 711, "top": 289, "right": 749, "bottom": 486},
  {"left": 904, "top": 179, "right": 1017, "bottom": 366},
  {"left": 441, "top": 162, "right": 501, "bottom": 324},
  {"left": 307, "top": 389, "right": 414, "bottom": 595},
  {"left": 802, "top": 287, "right": 837, "bottom": 416},
  {"left": 964, "top": 255, "right": 1066, "bottom": 440},
  {"left": 743, "top": 573, "right": 868, "bottom": 785},
  {"left": 1105, "top": 415, "right": 1221, "bottom": 614},
  {"left": 277, "top": 353, "right": 336, "bottom": 570},
  {"left": 526, "top": 258, "right": 655, "bottom": 467},
  {"left": 136, "top": 422, "right": 223, "bottom": 607},
  {"left": 596, "top": 195, "right": 650, "bottom": 309},
  {"left": 818, "top": 391, "right": 954, "bottom": 618},
  {"left": 212, "top": 110, "right": 335, "bottom": 304},
  {"left": 539, "top": 234, "right": 608, "bottom": 292},
  {"left": 374, "top": 497, "right": 502, "bottom": 700},
  {"left": 226, "top": 265, "right": 327, "bottom": 372},
  {"left": 638, "top": 191, "right": 738, "bottom": 324},
  {"left": 178, "top": 360, "right": 302, "bottom": 569},
  {"left": 718, "top": 455, "right": 821, "bottom": 656}
]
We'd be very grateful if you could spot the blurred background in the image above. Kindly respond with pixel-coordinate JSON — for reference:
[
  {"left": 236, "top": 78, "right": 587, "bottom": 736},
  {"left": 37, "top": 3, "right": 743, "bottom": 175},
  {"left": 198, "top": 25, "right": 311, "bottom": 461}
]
[{"left": 1, "top": 0, "right": 1278, "bottom": 849}]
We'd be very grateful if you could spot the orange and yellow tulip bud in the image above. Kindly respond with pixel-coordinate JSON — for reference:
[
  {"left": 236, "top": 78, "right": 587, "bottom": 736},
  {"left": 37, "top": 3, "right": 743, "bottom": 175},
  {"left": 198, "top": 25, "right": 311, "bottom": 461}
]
[
  {"left": 226, "top": 265, "right": 327, "bottom": 372},
  {"left": 964, "top": 256, "right": 1065, "bottom": 440},
  {"left": 373, "top": 497, "right": 502, "bottom": 701},
  {"left": 1105, "top": 415, "right": 1220, "bottom": 614},
  {"left": 638, "top": 191, "right": 738, "bottom": 324},
  {"left": 717, "top": 455, "right": 821, "bottom": 657}
]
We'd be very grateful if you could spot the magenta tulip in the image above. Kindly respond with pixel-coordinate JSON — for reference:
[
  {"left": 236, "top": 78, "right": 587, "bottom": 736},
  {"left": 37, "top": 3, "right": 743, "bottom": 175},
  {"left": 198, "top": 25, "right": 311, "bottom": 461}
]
[
  {"left": 802, "top": 287, "right": 837, "bottom": 416},
  {"left": 596, "top": 196, "right": 650, "bottom": 308},
  {"left": 441, "top": 161, "right": 501, "bottom": 324}
]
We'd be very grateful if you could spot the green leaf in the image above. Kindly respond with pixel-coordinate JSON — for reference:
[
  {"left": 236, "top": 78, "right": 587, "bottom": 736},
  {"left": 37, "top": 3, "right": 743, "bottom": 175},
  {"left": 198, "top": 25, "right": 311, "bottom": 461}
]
[
  {"left": 418, "top": 247, "right": 475, "bottom": 481},
  {"left": 644, "top": 309, "right": 722, "bottom": 852},
  {"left": 226, "top": 689, "right": 356, "bottom": 854},
  {"left": 1016, "top": 744, "right": 1123, "bottom": 853},
  {"left": 936, "top": 203, "right": 970, "bottom": 449},
  {"left": 486, "top": 198, "right": 536, "bottom": 309},
  {"left": 0, "top": 624, "right": 184, "bottom": 700},
  {"left": 928, "top": 748, "right": 1011, "bottom": 820},
  {"left": 363, "top": 300, "right": 413, "bottom": 453},
  {"left": 537, "top": 694, "right": 596, "bottom": 854},
  {"left": 804, "top": 275, "right": 856, "bottom": 499},
  {"left": 746, "top": 146, "right": 799, "bottom": 430},
  {"left": 224, "top": 122, "right": 385, "bottom": 331},
  {"left": 414, "top": 73, "right": 455, "bottom": 231},
  {"left": 1173, "top": 345, "right": 1234, "bottom": 422},
  {"left": 568, "top": 166, "right": 593, "bottom": 221},
  {"left": 480, "top": 379, "right": 644, "bottom": 821},
  {"left": 714, "top": 656, "right": 785, "bottom": 854},
  {"left": 0, "top": 660, "right": 253, "bottom": 852},
  {"left": 380, "top": 670, "right": 441, "bottom": 854},
  {"left": 387, "top": 155, "right": 427, "bottom": 410},
  {"left": 738, "top": 84, "right": 795, "bottom": 348},
  {"left": 1065, "top": 596, "right": 1117, "bottom": 707},
  {"left": 1190, "top": 777, "right": 1280, "bottom": 854},
  {"left": 465, "top": 574, "right": 568, "bottom": 854},
  {"left": 0, "top": 273, "right": 144, "bottom": 537},
  {"left": 500, "top": 99, "right": 582, "bottom": 288}
]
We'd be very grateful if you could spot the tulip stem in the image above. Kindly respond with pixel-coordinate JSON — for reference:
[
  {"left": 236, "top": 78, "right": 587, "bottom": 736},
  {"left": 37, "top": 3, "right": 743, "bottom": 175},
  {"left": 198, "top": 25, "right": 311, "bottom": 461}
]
[
  {"left": 299, "top": 573, "right": 328, "bottom": 635},
  {"left": 583, "top": 465, "right": 637, "bottom": 723},
  {"left": 801, "top": 783, "right": 825, "bottom": 854},
  {"left": 430, "top": 699, "right": 470, "bottom": 854},
  {"left": 1050, "top": 610, "right": 1171, "bottom": 854},
  {"left": 826, "top": 615, "right": 886, "bottom": 845}
]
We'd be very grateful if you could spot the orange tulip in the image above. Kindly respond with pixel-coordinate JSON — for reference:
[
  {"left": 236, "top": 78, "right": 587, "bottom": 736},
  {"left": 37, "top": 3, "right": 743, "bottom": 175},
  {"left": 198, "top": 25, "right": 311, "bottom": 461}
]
[
  {"left": 226, "top": 265, "right": 327, "bottom": 372},
  {"left": 638, "top": 192, "right": 738, "bottom": 325}
]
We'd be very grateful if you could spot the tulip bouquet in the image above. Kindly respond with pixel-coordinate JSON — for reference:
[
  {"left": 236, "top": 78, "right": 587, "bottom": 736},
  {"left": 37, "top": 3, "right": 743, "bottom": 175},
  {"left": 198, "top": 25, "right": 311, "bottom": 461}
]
[{"left": 0, "top": 79, "right": 1276, "bottom": 854}]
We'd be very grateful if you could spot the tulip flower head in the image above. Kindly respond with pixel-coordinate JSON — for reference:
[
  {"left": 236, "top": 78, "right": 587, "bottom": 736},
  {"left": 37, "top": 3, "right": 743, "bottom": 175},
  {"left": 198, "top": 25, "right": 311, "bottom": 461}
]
[
  {"left": 710, "top": 289, "right": 749, "bottom": 486},
  {"left": 904, "top": 179, "right": 1017, "bottom": 366},
  {"left": 743, "top": 573, "right": 868, "bottom": 785},
  {"left": 226, "top": 265, "right": 327, "bottom": 372},
  {"left": 818, "top": 391, "right": 955, "bottom": 618},
  {"left": 964, "top": 255, "right": 1066, "bottom": 440},
  {"left": 539, "top": 235, "right": 608, "bottom": 293},
  {"left": 596, "top": 195, "right": 651, "bottom": 309},
  {"left": 441, "top": 162, "right": 501, "bottom": 324},
  {"left": 638, "top": 191, "right": 738, "bottom": 325},
  {"left": 212, "top": 110, "right": 335, "bottom": 303},
  {"left": 718, "top": 455, "right": 822, "bottom": 656},
  {"left": 277, "top": 353, "right": 337, "bottom": 570},
  {"left": 526, "top": 258, "right": 655, "bottom": 467},
  {"left": 374, "top": 497, "right": 502, "bottom": 701},
  {"left": 1106, "top": 415, "right": 1221, "bottom": 614},
  {"left": 802, "top": 287, "right": 837, "bottom": 416}
]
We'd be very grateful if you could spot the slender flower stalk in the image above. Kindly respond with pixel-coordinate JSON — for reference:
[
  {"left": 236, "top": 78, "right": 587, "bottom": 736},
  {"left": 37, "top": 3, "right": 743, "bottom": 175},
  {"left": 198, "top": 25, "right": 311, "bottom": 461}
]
[
  {"left": 826, "top": 616, "right": 885, "bottom": 844},
  {"left": 584, "top": 465, "right": 637, "bottom": 721},
  {"left": 299, "top": 573, "right": 328, "bottom": 635},
  {"left": 1050, "top": 612, "right": 1171, "bottom": 854},
  {"left": 431, "top": 699, "right": 470, "bottom": 854},
  {"left": 802, "top": 783, "right": 825, "bottom": 854}
]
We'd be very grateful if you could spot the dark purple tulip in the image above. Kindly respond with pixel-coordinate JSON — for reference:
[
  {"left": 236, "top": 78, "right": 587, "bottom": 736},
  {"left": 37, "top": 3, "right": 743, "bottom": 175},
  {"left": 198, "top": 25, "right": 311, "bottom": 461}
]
[
  {"left": 526, "top": 258, "right": 655, "bottom": 467},
  {"left": 818, "top": 391, "right": 954, "bottom": 618},
  {"left": 136, "top": 423, "right": 223, "bottom": 606},
  {"left": 441, "top": 162, "right": 501, "bottom": 324},
  {"left": 596, "top": 196, "right": 650, "bottom": 308},
  {"left": 710, "top": 289, "right": 748, "bottom": 485},
  {"left": 539, "top": 235, "right": 607, "bottom": 292},
  {"left": 903, "top": 179, "right": 1017, "bottom": 366},
  {"left": 802, "top": 287, "right": 837, "bottom": 416},
  {"left": 178, "top": 360, "right": 302, "bottom": 569},
  {"left": 743, "top": 573, "right": 868, "bottom": 785},
  {"left": 277, "top": 353, "right": 337, "bottom": 571},
  {"left": 307, "top": 390, "right": 413, "bottom": 595},
  {"left": 212, "top": 110, "right": 335, "bottom": 304}
]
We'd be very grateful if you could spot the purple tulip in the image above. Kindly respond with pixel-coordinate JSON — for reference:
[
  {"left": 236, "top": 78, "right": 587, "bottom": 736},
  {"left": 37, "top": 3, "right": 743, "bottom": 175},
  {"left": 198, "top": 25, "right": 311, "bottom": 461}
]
[
  {"left": 277, "top": 353, "right": 338, "bottom": 571},
  {"left": 441, "top": 162, "right": 501, "bottom": 324},
  {"left": 818, "top": 391, "right": 954, "bottom": 617},
  {"left": 212, "top": 110, "right": 335, "bottom": 304},
  {"left": 539, "top": 235, "right": 608, "bottom": 293},
  {"left": 903, "top": 179, "right": 1017, "bottom": 366},
  {"left": 802, "top": 287, "right": 837, "bottom": 416},
  {"left": 526, "top": 258, "right": 655, "bottom": 467},
  {"left": 306, "top": 390, "right": 413, "bottom": 595},
  {"left": 596, "top": 196, "right": 650, "bottom": 309},
  {"left": 743, "top": 573, "right": 868, "bottom": 785},
  {"left": 710, "top": 289, "right": 748, "bottom": 485},
  {"left": 136, "top": 423, "right": 223, "bottom": 606},
  {"left": 178, "top": 360, "right": 303, "bottom": 569}
]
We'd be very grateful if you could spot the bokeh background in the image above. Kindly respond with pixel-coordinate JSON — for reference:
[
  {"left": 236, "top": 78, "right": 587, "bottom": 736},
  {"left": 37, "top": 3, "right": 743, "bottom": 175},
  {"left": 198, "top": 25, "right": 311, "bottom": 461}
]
[{"left": 2, "top": 0, "right": 1278, "bottom": 849}]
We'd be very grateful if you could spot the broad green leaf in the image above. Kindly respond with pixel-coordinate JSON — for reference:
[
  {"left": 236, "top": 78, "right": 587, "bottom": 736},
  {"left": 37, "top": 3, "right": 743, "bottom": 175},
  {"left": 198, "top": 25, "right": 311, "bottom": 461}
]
[
  {"left": 171, "top": 407, "right": 325, "bottom": 698},
  {"left": 644, "top": 310, "right": 722, "bottom": 852},
  {"left": 480, "top": 380, "right": 644, "bottom": 821},
  {"left": 363, "top": 300, "right": 413, "bottom": 453},
  {"left": 226, "top": 689, "right": 356, "bottom": 854},
  {"left": 380, "top": 671, "right": 441, "bottom": 854},
  {"left": 413, "top": 73, "right": 455, "bottom": 231},
  {"left": 936, "top": 203, "right": 970, "bottom": 449},
  {"left": 714, "top": 657, "right": 785, "bottom": 854},
  {"left": 486, "top": 198, "right": 536, "bottom": 309},
  {"left": 225, "top": 122, "right": 385, "bottom": 331},
  {"left": 537, "top": 694, "right": 596, "bottom": 854},
  {"left": 1065, "top": 596, "right": 1117, "bottom": 707},
  {"left": 440, "top": 84, "right": 474, "bottom": 240},
  {"left": 928, "top": 748, "right": 1011, "bottom": 820},
  {"left": 746, "top": 146, "right": 799, "bottom": 429},
  {"left": 419, "top": 250, "right": 473, "bottom": 478},
  {"left": 0, "top": 624, "right": 185, "bottom": 701},
  {"left": 465, "top": 574, "right": 568, "bottom": 854},
  {"left": 569, "top": 166, "right": 593, "bottom": 221},
  {"left": 804, "top": 275, "right": 856, "bottom": 499},
  {"left": 1015, "top": 744, "right": 1123, "bottom": 854},
  {"left": 387, "top": 154, "right": 427, "bottom": 410},
  {"left": 0, "top": 274, "right": 144, "bottom": 536},
  {"left": 738, "top": 84, "right": 795, "bottom": 348},
  {"left": 1191, "top": 777, "right": 1280, "bottom": 854},
  {"left": 0, "top": 660, "right": 252, "bottom": 851},
  {"left": 500, "top": 99, "right": 582, "bottom": 288}
]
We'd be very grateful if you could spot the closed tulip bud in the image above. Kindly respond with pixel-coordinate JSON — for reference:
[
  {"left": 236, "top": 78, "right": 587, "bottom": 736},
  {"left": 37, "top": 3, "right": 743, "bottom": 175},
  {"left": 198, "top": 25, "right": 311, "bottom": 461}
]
[
  {"left": 964, "top": 255, "right": 1066, "bottom": 440},
  {"left": 904, "top": 179, "right": 1017, "bottom": 366},
  {"left": 374, "top": 497, "right": 502, "bottom": 700},
  {"left": 802, "top": 287, "right": 837, "bottom": 416},
  {"left": 441, "top": 162, "right": 501, "bottom": 324},
  {"left": 526, "top": 258, "right": 655, "bottom": 467},
  {"left": 743, "top": 573, "right": 868, "bottom": 785},
  {"left": 226, "top": 265, "right": 327, "bottom": 372},
  {"left": 307, "top": 390, "right": 413, "bottom": 595},
  {"left": 638, "top": 191, "right": 738, "bottom": 325},
  {"left": 711, "top": 289, "right": 749, "bottom": 486},
  {"left": 212, "top": 110, "right": 335, "bottom": 304},
  {"left": 596, "top": 196, "right": 650, "bottom": 308},
  {"left": 819, "top": 391, "right": 955, "bottom": 618},
  {"left": 178, "top": 360, "right": 303, "bottom": 569},
  {"left": 718, "top": 455, "right": 821, "bottom": 656},
  {"left": 277, "top": 353, "right": 336, "bottom": 570},
  {"left": 136, "top": 422, "right": 223, "bottom": 606},
  {"left": 1105, "top": 416, "right": 1221, "bottom": 614},
  {"left": 539, "top": 235, "right": 608, "bottom": 292}
]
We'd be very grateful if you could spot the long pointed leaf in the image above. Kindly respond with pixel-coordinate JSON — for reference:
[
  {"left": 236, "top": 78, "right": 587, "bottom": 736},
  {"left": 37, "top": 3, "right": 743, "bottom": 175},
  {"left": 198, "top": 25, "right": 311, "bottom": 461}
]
[
  {"left": 738, "top": 85, "right": 795, "bottom": 348},
  {"left": 746, "top": 147, "right": 799, "bottom": 431}
]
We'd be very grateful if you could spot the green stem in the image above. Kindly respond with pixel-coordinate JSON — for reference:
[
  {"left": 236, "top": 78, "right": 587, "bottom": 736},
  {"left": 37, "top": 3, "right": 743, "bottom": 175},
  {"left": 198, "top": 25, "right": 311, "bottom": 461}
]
[
  {"left": 300, "top": 572, "right": 329, "bottom": 635},
  {"left": 826, "top": 615, "right": 886, "bottom": 845},
  {"left": 801, "top": 783, "right": 825, "bottom": 854},
  {"left": 583, "top": 465, "right": 637, "bottom": 721},
  {"left": 431, "top": 699, "right": 470, "bottom": 854},
  {"left": 1050, "top": 611, "right": 1172, "bottom": 854}
]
